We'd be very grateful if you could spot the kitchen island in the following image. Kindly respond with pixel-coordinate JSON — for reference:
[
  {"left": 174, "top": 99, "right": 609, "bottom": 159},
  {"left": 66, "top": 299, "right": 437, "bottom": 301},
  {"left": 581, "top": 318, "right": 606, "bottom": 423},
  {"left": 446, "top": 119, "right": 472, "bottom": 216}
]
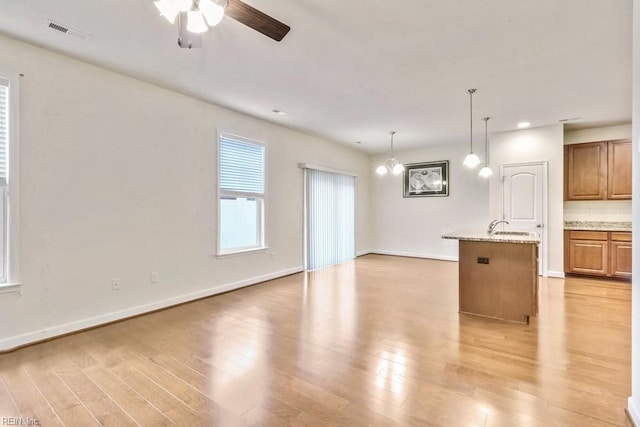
[{"left": 443, "top": 230, "right": 540, "bottom": 324}]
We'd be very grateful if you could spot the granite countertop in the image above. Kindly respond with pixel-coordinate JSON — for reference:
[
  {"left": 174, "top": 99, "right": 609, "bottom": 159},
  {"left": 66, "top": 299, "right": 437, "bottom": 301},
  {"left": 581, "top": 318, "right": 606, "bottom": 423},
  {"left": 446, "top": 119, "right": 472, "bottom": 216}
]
[
  {"left": 564, "top": 221, "right": 632, "bottom": 232},
  {"left": 442, "top": 229, "right": 540, "bottom": 244}
]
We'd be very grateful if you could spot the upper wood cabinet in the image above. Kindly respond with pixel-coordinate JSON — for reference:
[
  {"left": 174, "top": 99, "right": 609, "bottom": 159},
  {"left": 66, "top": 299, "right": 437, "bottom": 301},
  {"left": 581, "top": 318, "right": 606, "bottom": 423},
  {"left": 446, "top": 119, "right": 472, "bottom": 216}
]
[
  {"left": 566, "top": 142, "right": 607, "bottom": 200},
  {"left": 607, "top": 141, "right": 632, "bottom": 199},
  {"left": 565, "top": 139, "right": 632, "bottom": 200}
]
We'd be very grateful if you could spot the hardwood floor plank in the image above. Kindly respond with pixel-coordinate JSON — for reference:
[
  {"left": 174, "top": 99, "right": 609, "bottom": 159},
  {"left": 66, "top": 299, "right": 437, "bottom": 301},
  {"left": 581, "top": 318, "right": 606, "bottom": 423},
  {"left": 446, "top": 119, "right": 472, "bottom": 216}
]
[
  {"left": 47, "top": 355, "right": 139, "bottom": 426},
  {"left": 0, "top": 375, "right": 23, "bottom": 419},
  {"left": 25, "top": 361, "right": 101, "bottom": 426},
  {"left": 1, "top": 366, "right": 64, "bottom": 426}
]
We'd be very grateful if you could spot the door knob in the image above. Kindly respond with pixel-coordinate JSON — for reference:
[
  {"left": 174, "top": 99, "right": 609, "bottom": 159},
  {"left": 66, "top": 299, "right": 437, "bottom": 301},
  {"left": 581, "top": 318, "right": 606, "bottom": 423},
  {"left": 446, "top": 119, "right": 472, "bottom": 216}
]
[{"left": 536, "top": 224, "right": 543, "bottom": 228}]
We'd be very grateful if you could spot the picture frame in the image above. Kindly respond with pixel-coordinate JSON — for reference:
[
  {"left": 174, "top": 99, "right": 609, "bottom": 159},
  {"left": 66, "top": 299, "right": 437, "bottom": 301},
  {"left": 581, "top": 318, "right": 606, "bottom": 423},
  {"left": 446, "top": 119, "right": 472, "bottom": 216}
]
[{"left": 403, "top": 161, "right": 449, "bottom": 197}]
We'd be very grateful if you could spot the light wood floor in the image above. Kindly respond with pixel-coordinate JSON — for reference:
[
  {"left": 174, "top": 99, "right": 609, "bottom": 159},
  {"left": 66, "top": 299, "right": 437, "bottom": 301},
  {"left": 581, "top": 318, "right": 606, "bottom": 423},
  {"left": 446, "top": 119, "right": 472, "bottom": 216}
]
[{"left": 0, "top": 255, "right": 632, "bottom": 426}]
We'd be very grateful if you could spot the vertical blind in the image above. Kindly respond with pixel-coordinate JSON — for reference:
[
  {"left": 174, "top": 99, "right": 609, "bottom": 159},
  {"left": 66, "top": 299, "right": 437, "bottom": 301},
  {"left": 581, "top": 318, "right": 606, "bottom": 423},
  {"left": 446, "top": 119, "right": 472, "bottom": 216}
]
[
  {"left": 219, "top": 135, "right": 264, "bottom": 194},
  {"left": 306, "top": 168, "right": 355, "bottom": 270},
  {"left": 0, "top": 78, "right": 8, "bottom": 186},
  {"left": 0, "top": 77, "right": 9, "bottom": 282}
]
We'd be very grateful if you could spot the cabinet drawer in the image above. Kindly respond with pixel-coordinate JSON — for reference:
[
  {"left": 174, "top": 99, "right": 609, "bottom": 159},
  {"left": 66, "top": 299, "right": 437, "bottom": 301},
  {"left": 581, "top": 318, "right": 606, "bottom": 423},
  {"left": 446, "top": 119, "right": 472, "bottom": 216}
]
[
  {"left": 611, "top": 232, "right": 632, "bottom": 242},
  {"left": 569, "top": 230, "right": 608, "bottom": 241}
]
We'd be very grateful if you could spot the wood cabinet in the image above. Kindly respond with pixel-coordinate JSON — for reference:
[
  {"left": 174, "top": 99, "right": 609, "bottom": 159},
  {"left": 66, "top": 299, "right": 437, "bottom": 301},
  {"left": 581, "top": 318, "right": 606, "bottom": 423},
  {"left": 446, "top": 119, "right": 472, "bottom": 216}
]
[
  {"left": 564, "top": 140, "right": 631, "bottom": 200},
  {"left": 565, "top": 230, "right": 632, "bottom": 279},
  {"left": 607, "top": 141, "right": 633, "bottom": 199},
  {"left": 610, "top": 232, "right": 632, "bottom": 279}
]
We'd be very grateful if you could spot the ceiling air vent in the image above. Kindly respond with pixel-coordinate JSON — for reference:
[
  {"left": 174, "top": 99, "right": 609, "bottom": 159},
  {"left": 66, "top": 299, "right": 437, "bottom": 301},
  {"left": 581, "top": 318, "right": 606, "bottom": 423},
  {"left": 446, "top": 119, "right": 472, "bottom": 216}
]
[{"left": 46, "top": 20, "right": 91, "bottom": 41}]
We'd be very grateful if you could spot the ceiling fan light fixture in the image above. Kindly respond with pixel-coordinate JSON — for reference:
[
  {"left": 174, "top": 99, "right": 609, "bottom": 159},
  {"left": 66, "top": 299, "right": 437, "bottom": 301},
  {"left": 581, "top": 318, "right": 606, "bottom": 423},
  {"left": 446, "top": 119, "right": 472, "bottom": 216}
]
[
  {"left": 187, "top": 10, "right": 209, "bottom": 33},
  {"left": 155, "top": 0, "right": 181, "bottom": 23},
  {"left": 199, "top": 0, "right": 226, "bottom": 27},
  {"left": 177, "top": 0, "right": 195, "bottom": 12}
]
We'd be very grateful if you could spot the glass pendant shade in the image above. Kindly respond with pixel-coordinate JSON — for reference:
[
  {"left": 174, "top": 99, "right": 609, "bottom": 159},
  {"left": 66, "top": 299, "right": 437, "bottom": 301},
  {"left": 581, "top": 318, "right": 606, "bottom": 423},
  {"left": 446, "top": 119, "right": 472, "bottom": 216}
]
[
  {"left": 376, "top": 165, "right": 388, "bottom": 176},
  {"left": 463, "top": 153, "right": 481, "bottom": 168},
  {"left": 392, "top": 162, "right": 405, "bottom": 175},
  {"left": 478, "top": 166, "right": 493, "bottom": 178},
  {"left": 199, "top": 0, "right": 226, "bottom": 26},
  {"left": 155, "top": 0, "right": 181, "bottom": 23},
  {"left": 187, "top": 10, "right": 209, "bottom": 33}
]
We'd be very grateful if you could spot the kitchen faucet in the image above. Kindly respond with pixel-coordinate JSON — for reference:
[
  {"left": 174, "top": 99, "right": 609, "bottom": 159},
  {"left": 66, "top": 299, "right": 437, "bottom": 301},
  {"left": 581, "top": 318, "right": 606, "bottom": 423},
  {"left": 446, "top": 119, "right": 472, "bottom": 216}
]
[{"left": 487, "top": 219, "right": 509, "bottom": 234}]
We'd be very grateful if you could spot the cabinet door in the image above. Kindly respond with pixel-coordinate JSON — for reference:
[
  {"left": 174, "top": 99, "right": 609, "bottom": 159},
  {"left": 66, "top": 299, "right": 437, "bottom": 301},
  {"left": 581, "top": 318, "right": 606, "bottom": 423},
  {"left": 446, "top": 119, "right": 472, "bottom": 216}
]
[
  {"left": 569, "top": 239, "right": 608, "bottom": 276},
  {"left": 566, "top": 142, "right": 607, "bottom": 200},
  {"left": 607, "top": 140, "right": 632, "bottom": 200},
  {"left": 610, "top": 241, "right": 632, "bottom": 279}
]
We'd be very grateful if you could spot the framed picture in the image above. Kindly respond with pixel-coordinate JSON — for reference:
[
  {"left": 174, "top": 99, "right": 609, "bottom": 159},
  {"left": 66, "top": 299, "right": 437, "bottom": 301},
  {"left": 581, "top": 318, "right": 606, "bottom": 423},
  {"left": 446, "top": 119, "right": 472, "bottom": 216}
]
[{"left": 403, "top": 161, "right": 449, "bottom": 197}]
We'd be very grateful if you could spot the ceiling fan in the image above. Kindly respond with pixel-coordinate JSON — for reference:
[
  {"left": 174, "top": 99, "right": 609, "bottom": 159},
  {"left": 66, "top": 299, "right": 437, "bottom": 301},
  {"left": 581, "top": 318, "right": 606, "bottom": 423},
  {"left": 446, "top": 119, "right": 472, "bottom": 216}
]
[{"left": 154, "top": 0, "right": 291, "bottom": 48}]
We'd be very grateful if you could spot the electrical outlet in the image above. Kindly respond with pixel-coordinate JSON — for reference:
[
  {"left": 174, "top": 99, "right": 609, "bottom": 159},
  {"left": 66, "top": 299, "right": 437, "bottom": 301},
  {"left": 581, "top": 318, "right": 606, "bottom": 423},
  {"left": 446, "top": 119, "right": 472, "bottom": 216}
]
[
  {"left": 270, "top": 251, "right": 275, "bottom": 260},
  {"left": 150, "top": 272, "right": 159, "bottom": 284},
  {"left": 111, "top": 279, "right": 121, "bottom": 290}
]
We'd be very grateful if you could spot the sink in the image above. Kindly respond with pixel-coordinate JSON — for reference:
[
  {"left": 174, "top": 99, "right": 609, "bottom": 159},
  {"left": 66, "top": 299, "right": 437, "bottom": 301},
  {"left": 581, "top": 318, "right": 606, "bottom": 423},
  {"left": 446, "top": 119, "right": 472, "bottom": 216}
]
[{"left": 492, "top": 231, "right": 532, "bottom": 236}]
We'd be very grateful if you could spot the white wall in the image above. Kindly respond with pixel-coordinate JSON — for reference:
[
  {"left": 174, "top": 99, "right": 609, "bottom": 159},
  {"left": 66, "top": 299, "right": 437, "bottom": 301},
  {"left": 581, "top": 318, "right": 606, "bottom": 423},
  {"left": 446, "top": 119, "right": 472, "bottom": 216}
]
[
  {"left": 371, "top": 143, "right": 490, "bottom": 260},
  {"left": 0, "top": 34, "right": 372, "bottom": 350},
  {"left": 489, "top": 125, "right": 564, "bottom": 276},
  {"left": 628, "top": 0, "right": 640, "bottom": 422},
  {"left": 564, "top": 123, "right": 632, "bottom": 145}
]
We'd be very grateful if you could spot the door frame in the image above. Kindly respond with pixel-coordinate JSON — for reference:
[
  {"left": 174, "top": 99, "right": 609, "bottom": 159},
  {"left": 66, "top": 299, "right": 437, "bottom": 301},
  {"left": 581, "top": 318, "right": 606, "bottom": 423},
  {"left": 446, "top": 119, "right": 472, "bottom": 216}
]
[{"left": 499, "top": 161, "right": 549, "bottom": 277}]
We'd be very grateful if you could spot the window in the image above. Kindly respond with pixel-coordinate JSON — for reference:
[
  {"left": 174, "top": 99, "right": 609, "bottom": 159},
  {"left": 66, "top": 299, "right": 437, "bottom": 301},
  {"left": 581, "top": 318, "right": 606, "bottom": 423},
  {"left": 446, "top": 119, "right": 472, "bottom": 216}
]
[
  {"left": 0, "top": 74, "right": 16, "bottom": 287},
  {"left": 218, "top": 133, "right": 265, "bottom": 254}
]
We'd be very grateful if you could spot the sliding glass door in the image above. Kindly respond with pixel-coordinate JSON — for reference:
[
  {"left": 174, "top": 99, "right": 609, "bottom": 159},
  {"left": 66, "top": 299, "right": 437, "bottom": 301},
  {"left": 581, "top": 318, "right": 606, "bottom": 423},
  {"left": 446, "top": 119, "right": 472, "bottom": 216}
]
[{"left": 304, "top": 167, "right": 355, "bottom": 270}]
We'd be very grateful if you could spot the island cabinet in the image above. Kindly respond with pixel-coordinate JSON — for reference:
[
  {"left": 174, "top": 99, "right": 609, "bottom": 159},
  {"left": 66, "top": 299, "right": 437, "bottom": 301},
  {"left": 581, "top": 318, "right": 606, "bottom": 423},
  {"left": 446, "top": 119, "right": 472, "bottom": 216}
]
[
  {"left": 459, "top": 241, "right": 538, "bottom": 324},
  {"left": 564, "top": 139, "right": 632, "bottom": 200},
  {"left": 564, "top": 230, "right": 632, "bottom": 279}
]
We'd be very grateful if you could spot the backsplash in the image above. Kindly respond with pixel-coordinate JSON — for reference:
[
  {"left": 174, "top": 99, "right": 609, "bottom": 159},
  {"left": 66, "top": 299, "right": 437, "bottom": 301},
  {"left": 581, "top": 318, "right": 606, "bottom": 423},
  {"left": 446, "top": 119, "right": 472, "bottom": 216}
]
[{"left": 563, "top": 200, "right": 632, "bottom": 222}]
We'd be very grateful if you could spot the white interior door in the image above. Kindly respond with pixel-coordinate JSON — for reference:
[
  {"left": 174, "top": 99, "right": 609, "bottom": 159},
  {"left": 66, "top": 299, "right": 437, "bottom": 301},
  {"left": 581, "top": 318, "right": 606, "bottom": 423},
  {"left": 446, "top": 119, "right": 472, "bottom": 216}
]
[{"left": 501, "top": 162, "right": 547, "bottom": 276}]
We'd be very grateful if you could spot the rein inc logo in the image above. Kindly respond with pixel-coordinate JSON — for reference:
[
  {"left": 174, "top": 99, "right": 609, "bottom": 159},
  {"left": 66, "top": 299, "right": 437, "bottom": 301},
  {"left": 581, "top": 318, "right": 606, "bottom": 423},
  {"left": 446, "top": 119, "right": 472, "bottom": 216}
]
[{"left": 2, "top": 418, "right": 40, "bottom": 426}]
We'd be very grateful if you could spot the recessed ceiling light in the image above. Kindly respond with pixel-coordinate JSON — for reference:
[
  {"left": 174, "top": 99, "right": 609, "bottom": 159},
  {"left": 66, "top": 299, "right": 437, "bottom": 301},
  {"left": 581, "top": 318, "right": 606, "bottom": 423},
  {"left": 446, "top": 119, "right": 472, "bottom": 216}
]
[
  {"left": 517, "top": 122, "right": 531, "bottom": 129},
  {"left": 272, "top": 109, "right": 288, "bottom": 116}
]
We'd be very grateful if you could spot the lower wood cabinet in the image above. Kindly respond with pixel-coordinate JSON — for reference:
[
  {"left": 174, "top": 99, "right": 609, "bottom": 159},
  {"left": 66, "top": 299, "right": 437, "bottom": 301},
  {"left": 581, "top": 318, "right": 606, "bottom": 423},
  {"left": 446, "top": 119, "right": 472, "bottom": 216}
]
[{"left": 565, "top": 230, "right": 632, "bottom": 279}]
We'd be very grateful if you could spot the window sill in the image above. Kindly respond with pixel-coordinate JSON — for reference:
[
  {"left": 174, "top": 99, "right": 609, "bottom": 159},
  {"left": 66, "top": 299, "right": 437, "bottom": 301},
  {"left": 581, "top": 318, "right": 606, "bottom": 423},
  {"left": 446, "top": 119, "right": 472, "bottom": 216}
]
[
  {"left": 0, "top": 283, "right": 21, "bottom": 295},
  {"left": 216, "top": 246, "right": 269, "bottom": 258}
]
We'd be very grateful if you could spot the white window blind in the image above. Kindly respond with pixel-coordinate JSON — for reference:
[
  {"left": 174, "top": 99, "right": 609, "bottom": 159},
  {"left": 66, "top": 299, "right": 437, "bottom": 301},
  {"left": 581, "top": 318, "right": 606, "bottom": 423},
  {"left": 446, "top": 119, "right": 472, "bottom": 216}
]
[
  {"left": 219, "top": 135, "right": 264, "bottom": 194},
  {"left": 0, "top": 78, "right": 8, "bottom": 186},
  {"left": 305, "top": 168, "right": 355, "bottom": 270},
  {"left": 218, "top": 134, "right": 265, "bottom": 254},
  {"left": 0, "top": 77, "right": 9, "bottom": 282}
]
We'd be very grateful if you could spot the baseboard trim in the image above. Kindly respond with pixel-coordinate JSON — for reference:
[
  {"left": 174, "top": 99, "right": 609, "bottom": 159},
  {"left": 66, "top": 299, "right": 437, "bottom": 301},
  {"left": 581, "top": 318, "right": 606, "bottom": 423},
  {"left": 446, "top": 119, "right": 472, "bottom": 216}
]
[
  {"left": 0, "top": 266, "right": 304, "bottom": 352},
  {"left": 371, "top": 250, "right": 458, "bottom": 262},
  {"left": 547, "top": 270, "right": 565, "bottom": 279},
  {"left": 356, "top": 250, "right": 372, "bottom": 257},
  {"left": 628, "top": 397, "right": 640, "bottom": 426}
]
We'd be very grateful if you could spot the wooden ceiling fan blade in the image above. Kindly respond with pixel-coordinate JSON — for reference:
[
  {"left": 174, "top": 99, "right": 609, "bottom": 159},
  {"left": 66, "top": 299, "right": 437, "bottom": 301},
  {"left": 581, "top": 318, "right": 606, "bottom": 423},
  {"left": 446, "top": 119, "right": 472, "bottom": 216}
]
[{"left": 225, "top": 0, "right": 290, "bottom": 42}]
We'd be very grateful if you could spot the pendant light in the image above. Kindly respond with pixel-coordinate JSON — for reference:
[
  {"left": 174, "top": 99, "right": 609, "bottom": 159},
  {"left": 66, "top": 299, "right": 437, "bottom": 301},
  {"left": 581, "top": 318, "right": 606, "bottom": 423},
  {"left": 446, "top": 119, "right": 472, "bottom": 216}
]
[
  {"left": 376, "top": 131, "right": 404, "bottom": 176},
  {"left": 463, "top": 89, "right": 481, "bottom": 168},
  {"left": 479, "top": 117, "right": 493, "bottom": 178}
]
